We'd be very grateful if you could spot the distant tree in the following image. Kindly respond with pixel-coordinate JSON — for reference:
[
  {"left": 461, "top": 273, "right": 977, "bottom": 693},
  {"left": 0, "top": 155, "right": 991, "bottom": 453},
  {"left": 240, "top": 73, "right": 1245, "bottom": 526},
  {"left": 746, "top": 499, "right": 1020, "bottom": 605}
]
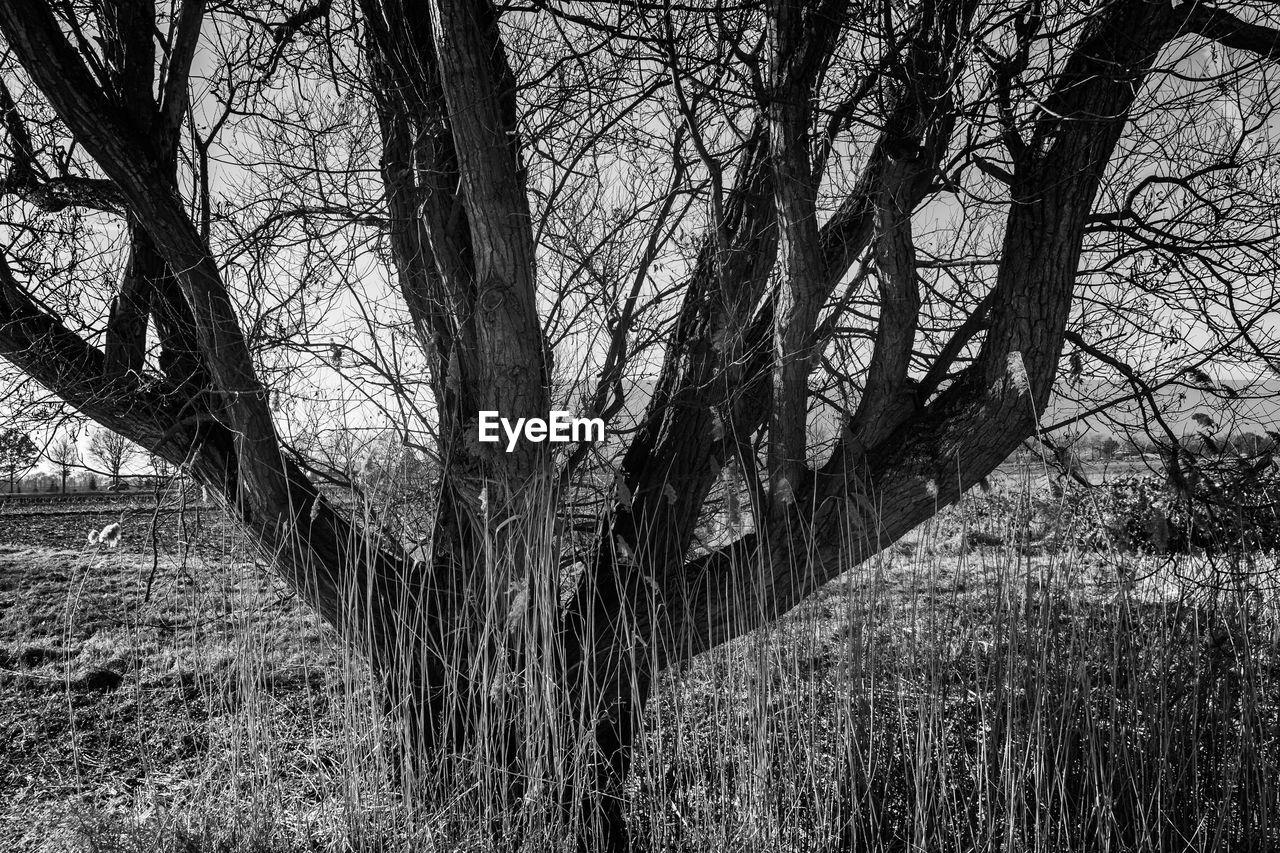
[
  {"left": 46, "top": 433, "right": 80, "bottom": 494},
  {"left": 1230, "top": 432, "right": 1272, "bottom": 457},
  {"left": 1099, "top": 437, "right": 1121, "bottom": 462},
  {"left": 87, "top": 428, "right": 139, "bottom": 490},
  {"left": 1126, "top": 435, "right": 1157, "bottom": 456},
  {"left": 147, "top": 453, "right": 174, "bottom": 491},
  {"left": 0, "top": 429, "right": 38, "bottom": 494}
]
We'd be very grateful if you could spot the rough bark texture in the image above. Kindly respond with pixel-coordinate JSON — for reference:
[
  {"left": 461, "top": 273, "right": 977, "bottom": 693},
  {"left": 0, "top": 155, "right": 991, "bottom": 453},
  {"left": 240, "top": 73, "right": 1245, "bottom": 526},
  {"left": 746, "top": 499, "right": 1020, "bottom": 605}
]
[{"left": 765, "top": 0, "right": 846, "bottom": 517}]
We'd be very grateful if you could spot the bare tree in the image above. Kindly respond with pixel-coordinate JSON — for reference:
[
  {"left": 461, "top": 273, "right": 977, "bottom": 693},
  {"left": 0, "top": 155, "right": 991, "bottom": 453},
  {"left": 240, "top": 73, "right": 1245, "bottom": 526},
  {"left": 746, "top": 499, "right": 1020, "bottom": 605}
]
[
  {"left": 87, "top": 427, "right": 139, "bottom": 490},
  {"left": 0, "top": 428, "right": 38, "bottom": 493},
  {"left": 47, "top": 432, "right": 79, "bottom": 493},
  {"left": 4, "top": 0, "right": 1280, "bottom": 847}
]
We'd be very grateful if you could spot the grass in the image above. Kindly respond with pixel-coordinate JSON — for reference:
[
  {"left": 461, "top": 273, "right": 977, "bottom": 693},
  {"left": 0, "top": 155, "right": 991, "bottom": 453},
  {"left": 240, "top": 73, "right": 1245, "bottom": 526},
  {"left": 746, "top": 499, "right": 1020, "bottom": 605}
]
[{"left": 1, "top": 483, "right": 1278, "bottom": 851}]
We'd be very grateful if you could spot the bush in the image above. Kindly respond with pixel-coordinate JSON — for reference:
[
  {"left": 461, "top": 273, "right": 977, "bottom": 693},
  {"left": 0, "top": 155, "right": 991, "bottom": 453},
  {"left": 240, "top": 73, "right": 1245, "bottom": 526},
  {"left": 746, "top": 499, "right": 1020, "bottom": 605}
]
[{"left": 1097, "top": 463, "right": 1280, "bottom": 553}]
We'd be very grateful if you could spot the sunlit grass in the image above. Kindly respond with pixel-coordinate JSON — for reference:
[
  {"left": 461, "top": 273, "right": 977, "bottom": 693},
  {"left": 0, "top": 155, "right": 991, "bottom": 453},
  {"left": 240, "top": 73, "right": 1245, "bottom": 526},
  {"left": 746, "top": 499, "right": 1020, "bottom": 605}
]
[{"left": 2, "top": 481, "right": 1278, "bottom": 851}]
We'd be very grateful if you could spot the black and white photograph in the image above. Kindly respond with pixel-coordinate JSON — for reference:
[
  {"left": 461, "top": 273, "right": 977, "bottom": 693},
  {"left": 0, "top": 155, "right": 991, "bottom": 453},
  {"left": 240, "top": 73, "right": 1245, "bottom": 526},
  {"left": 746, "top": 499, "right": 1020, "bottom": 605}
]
[{"left": 2, "top": 0, "right": 1280, "bottom": 850}]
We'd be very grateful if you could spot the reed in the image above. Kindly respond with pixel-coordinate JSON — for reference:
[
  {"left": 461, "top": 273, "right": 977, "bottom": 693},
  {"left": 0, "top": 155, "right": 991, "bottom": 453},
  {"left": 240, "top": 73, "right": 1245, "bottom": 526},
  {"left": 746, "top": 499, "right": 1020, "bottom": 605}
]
[{"left": 54, "top": 474, "right": 1280, "bottom": 852}]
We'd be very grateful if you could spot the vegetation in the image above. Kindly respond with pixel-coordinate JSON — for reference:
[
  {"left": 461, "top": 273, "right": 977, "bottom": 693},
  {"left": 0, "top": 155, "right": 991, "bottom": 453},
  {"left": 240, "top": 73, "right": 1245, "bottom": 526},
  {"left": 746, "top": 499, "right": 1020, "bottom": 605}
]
[
  {"left": 1099, "top": 466, "right": 1280, "bottom": 555},
  {"left": 0, "top": 428, "right": 38, "bottom": 493},
  {"left": 87, "top": 429, "right": 140, "bottom": 491},
  {"left": 3, "top": 0, "right": 1280, "bottom": 849},
  {"left": 46, "top": 433, "right": 80, "bottom": 494},
  {"left": 1, "top": 483, "right": 1277, "bottom": 852}
]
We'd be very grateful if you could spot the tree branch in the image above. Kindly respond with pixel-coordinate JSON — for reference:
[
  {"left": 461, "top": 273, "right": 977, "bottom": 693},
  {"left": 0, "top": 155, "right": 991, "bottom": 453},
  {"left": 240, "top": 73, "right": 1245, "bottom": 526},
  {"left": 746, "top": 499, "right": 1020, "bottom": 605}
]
[
  {"left": 158, "top": 0, "right": 206, "bottom": 157},
  {"left": 0, "top": 0, "right": 289, "bottom": 512},
  {"left": 666, "top": 0, "right": 1185, "bottom": 669},
  {"left": 1181, "top": 3, "right": 1280, "bottom": 61},
  {"left": 0, "top": 77, "right": 126, "bottom": 214},
  {"left": 425, "top": 0, "right": 550, "bottom": 489},
  {"left": 765, "top": 0, "right": 849, "bottom": 516}
]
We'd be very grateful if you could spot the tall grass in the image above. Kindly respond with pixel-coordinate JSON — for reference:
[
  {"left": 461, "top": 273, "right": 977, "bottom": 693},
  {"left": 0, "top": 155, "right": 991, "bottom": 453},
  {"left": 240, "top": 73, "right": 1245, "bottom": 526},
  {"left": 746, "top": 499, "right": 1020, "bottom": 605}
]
[{"left": 52, "top": 476, "right": 1280, "bottom": 852}]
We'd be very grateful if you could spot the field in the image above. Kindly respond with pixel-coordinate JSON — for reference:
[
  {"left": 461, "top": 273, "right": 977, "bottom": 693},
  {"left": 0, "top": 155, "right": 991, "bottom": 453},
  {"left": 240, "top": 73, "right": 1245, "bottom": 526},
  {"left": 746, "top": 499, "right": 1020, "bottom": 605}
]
[
  {"left": 0, "top": 498, "right": 357, "bottom": 852},
  {"left": 1, "top": 485, "right": 1278, "bottom": 851}
]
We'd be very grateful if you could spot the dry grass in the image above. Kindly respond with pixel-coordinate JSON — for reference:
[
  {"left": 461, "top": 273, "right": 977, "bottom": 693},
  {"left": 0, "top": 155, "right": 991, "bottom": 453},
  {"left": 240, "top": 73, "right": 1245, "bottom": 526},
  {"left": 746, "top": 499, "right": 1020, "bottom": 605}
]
[{"left": 1, "top": 485, "right": 1278, "bottom": 851}]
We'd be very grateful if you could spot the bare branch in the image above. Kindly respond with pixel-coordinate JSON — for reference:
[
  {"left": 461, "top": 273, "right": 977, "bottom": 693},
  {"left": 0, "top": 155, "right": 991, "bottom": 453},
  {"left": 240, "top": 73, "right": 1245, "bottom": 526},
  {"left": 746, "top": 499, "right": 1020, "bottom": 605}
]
[{"left": 1182, "top": 3, "right": 1280, "bottom": 61}]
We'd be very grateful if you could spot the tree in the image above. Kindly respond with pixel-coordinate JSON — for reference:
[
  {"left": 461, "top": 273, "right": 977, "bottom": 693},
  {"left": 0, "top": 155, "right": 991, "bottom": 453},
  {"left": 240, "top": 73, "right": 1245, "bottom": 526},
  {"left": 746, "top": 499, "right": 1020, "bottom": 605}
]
[
  {"left": 147, "top": 452, "right": 173, "bottom": 490},
  {"left": 4, "top": 1, "right": 1280, "bottom": 848},
  {"left": 0, "top": 429, "right": 38, "bottom": 493},
  {"left": 87, "top": 427, "right": 139, "bottom": 490},
  {"left": 46, "top": 432, "right": 80, "bottom": 493},
  {"left": 1230, "top": 431, "right": 1272, "bottom": 457}
]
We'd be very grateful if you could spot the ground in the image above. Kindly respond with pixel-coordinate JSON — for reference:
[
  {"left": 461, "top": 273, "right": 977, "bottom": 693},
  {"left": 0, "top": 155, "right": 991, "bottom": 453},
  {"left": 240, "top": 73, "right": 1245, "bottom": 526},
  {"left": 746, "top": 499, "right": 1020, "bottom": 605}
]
[
  {"left": 0, "top": 498, "right": 360, "bottom": 851},
  {"left": 1, "top": 481, "right": 1277, "bottom": 851}
]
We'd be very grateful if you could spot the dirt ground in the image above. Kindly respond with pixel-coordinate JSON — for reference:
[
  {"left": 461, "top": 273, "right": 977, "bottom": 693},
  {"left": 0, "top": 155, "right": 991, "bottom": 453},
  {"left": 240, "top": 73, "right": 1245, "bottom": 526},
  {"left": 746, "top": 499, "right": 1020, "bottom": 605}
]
[{"left": 0, "top": 500, "right": 349, "bottom": 851}]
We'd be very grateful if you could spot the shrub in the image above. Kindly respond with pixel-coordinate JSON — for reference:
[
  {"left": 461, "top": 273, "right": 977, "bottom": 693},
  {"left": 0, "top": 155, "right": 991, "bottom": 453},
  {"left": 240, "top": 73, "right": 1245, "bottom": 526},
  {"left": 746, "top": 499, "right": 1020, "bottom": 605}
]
[{"left": 1097, "top": 462, "right": 1280, "bottom": 553}]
